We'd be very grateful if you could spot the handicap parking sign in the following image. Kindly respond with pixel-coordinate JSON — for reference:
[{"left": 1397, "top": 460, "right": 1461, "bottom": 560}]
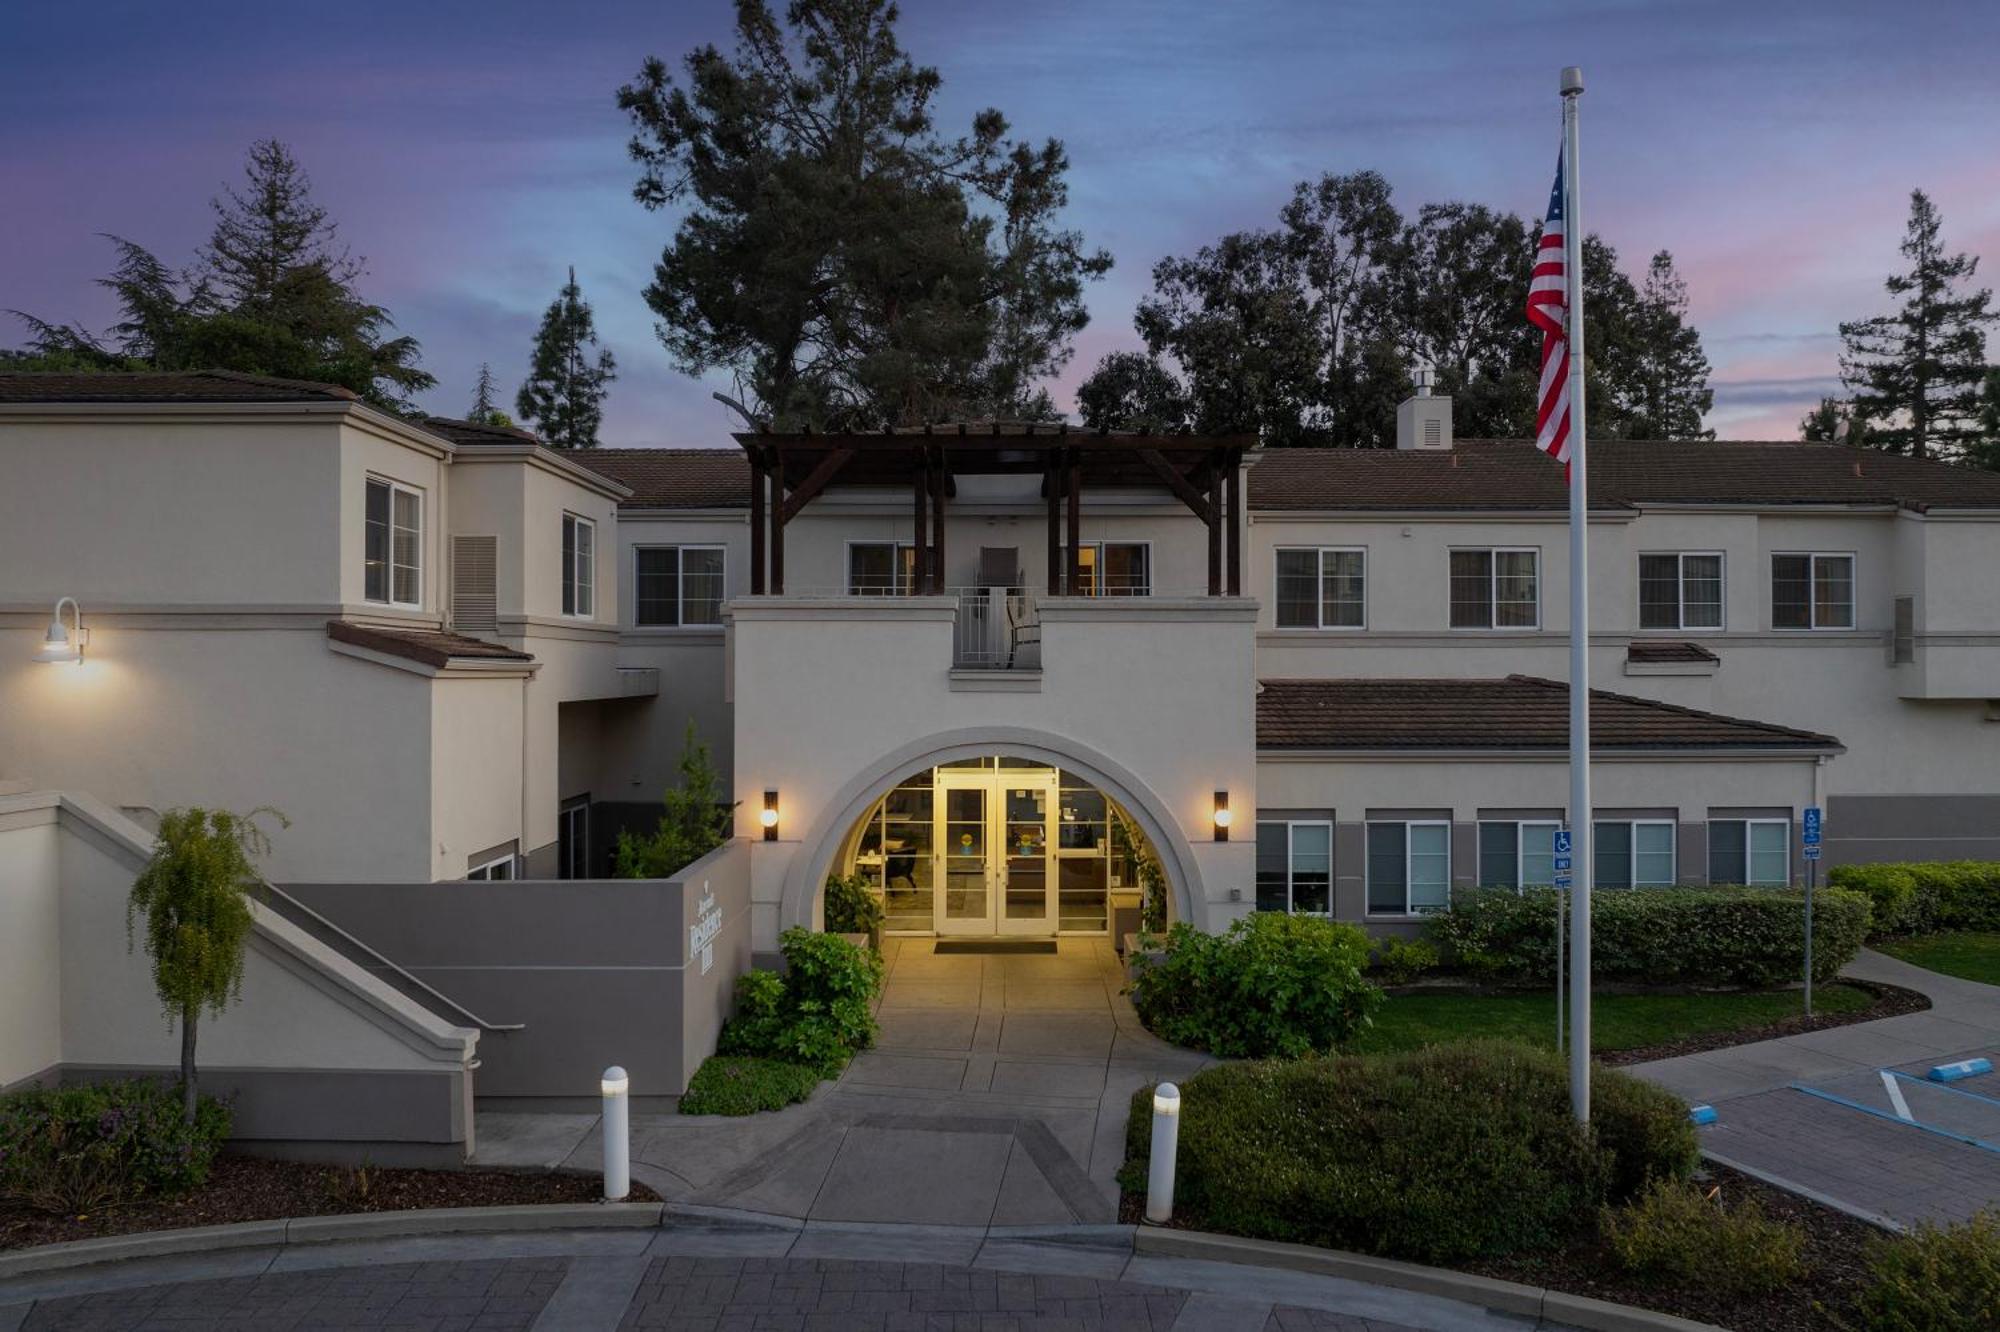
[
  {"left": 1802, "top": 806, "right": 1822, "bottom": 860},
  {"left": 1552, "top": 829, "right": 1573, "bottom": 887}
]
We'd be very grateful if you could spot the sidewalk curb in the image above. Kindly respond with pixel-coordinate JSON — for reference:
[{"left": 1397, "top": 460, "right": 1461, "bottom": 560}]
[{"left": 1131, "top": 1227, "right": 1726, "bottom": 1332}]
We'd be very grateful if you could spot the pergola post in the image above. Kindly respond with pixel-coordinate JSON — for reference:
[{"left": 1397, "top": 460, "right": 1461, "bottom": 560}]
[
  {"left": 912, "top": 450, "right": 930, "bottom": 594},
  {"left": 1206, "top": 454, "right": 1222, "bottom": 597},
  {"left": 748, "top": 448, "right": 766, "bottom": 595},
  {"left": 769, "top": 449, "right": 786, "bottom": 595},
  {"left": 1065, "top": 448, "right": 1082, "bottom": 595},
  {"left": 1045, "top": 452, "right": 1061, "bottom": 596},
  {"left": 930, "top": 447, "right": 947, "bottom": 593},
  {"left": 1225, "top": 449, "right": 1242, "bottom": 596}
]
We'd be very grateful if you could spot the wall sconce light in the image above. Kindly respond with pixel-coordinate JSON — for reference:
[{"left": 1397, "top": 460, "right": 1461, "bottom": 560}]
[
  {"left": 761, "top": 789, "right": 780, "bottom": 841},
  {"left": 35, "top": 597, "right": 88, "bottom": 664},
  {"left": 1212, "top": 790, "right": 1231, "bottom": 841}
]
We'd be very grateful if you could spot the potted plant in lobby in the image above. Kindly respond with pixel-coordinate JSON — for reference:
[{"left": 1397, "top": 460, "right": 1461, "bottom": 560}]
[{"left": 824, "top": 872, "right": 885, "bottom": 952}]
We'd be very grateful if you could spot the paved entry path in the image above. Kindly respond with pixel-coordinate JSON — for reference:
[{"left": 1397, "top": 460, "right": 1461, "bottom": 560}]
[
  {"left": 1630, "top": 948, "right": 2000, "bottom": 1228},
  {"left": 478, "top": 939, "right": 1212, "bottom": 1226}
]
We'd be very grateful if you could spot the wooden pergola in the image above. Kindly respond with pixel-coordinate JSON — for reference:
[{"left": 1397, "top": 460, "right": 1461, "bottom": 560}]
[{"left": 736, "top": 426, "right": 1255, "bottom": 597}]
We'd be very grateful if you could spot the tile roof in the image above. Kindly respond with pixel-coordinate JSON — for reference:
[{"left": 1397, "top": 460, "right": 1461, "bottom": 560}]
[
  {"left": 1626, "top": 640, "right": 1720, "bottom": 664},
  {"left": 0, "top": 370, "right": 359, "bottom": 403},
  {"left": 1249, "top": 439, "right": 2000, "bottom": 513},
  {"left": 582, "top": 448, "right": 752, "bottom": 509},
  {"left": 420, "top": 416, "right": 544, "bottom": 446},
  {"left": 1255, "top": 675, "right": 1839, "bottom": 753},
  {"left": 326, "top": 620, "right": 533, "bottom": 669}
]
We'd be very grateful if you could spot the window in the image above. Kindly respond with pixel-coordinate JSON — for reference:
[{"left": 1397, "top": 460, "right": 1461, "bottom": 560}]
[
  {"left": 1477, "top": 820, "right": 1561, "bottom": 889},
  {"left": 1062, "top": 542, "right": 1151, "bottom": 595},
  {"left": 1639, "top": 553, "right": 1723, "bottom": 630},
  {"left": 562, "top": 514, "right": 595, "bottom": 617},
  {"left": 1772, "top": 553, "right": 1854, "bottom": 629},
  {"left": 1275, "top": 548, "right": 1365, "bottom": 628},
  {"left": 1366, "top": 821, "right": 1451, "bottom": 914},
  {"left": 848, "top": 542, "right": 918, "bottom": 594},
  {"left": 1449, "top": 549, "right": 1538, "bottom": 629},
  {"left": 1255, "top": 820, "right": 1332, "bottom": 914},
  {"left": 559, "top": 798, "right": 590, "bottom": 880},
  {"left": 364, "top": 477, "right": 422, "bottom": 607},
  {"left": 466, "top": 851, "right": 515, "bottom": 881},
  {"left": 1709, "top": 818, "right": 1790, "bottom": 886},
  {"left": 635, "top": 546, "right": 725, "bottom": 626},
  {"left": 1593, "top": 820, "right": 1676, "bottom": 887}
]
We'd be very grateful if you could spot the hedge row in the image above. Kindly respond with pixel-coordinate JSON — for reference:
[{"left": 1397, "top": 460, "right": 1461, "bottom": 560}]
[
  {"left": 1425, "top": 886, "right": 1869, "bottom": 987},
  {"left": 1827, "top": 861, "right": 2000, "bottom": 938}
]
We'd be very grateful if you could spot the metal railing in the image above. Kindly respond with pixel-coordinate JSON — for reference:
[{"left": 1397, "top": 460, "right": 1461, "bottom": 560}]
[{"left": 952, "top": 586, "right": 1040, "bottom": 670}]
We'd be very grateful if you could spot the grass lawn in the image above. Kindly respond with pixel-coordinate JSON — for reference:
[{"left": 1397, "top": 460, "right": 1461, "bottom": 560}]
[
  {"left": 1874, "top": 931, "right": 2000, "bottom": 986},
  {"left": 1348, "top": 983, "right": 1874, "bottom": 1057}
]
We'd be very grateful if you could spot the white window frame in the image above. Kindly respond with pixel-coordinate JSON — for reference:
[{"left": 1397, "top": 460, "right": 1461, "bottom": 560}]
[
  {"left": 633, "top": 544, "right": 726, "bottom": 627},
  {"left": 1477, "top": 819, "right": 1563, "bottom": 890},
  {"left": 466, "top": 851, "right": 515, "bottom": 881},
  {"left": 1593, "top": 818, "right": 1678, "bottom": 887},
  {"left": 1061, "top": 541, "right": 1153, "bottom": 596},
  {"left": 1710, "top": 817, "right": 1792, "bottom": 887},
  {"left": 364, "top": 475, "right": 424, "bottom": 609},
  {"left": 1255, "top": 819, "right": 1334, "bottom": 916},
  {"left": 1274, "top": 547, "right": 1367, "bottom": 630},
  {"left": 562, "top": 513, "right": 595, "bottom": 619},
  {"left": 1366, "top": 819, "right": 1453, "bottom": 916},
  {"left": 1771, "top": 551, "right": 1856, "bottom": 631},
  {"left": 1449, "top": 547, "right": 1541, "bottom": 631},
  {"left": 1637, "top": 551, "right": 1725, "bottom": 631},
  {"left": 845, "top": 540, "right": 919, "bottom": 595}
]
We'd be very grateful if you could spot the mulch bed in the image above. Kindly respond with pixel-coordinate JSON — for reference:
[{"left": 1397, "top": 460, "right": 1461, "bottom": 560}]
[
  {"left": 1596, "top": 978, "right": 1931, "bottom": 1067},
  {"left": 1121, "top": 1163, "right": 1880, "bottom": 1332},
  {"left": 0, "top": 1155, "right": 659, "bottom": 1253}
]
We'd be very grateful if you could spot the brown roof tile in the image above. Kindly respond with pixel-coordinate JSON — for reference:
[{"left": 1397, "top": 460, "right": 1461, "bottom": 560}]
[
  {"left": 1256, "top": 675, "right": 1838, "bottom": 752},
  {"left": 326, "top": 620, "right": 533, "bottom": 669},
  {"left": 1248, "top": 439, "right": 2000, "bottom": 513},
  {"left": 421, "top": 415, "right": 544, "bottom": 446},
  {"left": 0, "top": 369, "right": 359, "bottom": 404},
  {"left": 1626, "top": 640, "right": 1720, "bottom": 664},
  {"left": 583, "top": 448, "right": 752, "bottom": 509}
]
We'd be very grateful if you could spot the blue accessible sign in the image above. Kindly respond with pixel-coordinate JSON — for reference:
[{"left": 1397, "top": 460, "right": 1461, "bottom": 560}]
[
  {"left": 1552, "top": 829, "right": 1573, "bottom": 888},
  {"left": 1802, "top": 806, "right": 1822, "bottom": 862}
]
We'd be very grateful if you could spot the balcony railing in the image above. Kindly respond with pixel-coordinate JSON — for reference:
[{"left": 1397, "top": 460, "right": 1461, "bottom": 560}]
[{"left": 952, "top": 586, "right": 1039, "bottom": 670}]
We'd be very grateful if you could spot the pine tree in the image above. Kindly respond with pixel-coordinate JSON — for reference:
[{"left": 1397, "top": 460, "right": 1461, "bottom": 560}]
[
  {"left": 1969, "top": 368, "right": 2000, "bottom": 471},
  {"left": 1617, "top": 251, "right": 1714, "bottom": 439},
  {"left": 467, "top": 362, "right": 512, "bottom": 427},
  {"left": 516, "top": 267, "right": 615, "bottom": 448},
  {"left": 1838, "top": 190, "right": 1997, "bottom": 460},
  {"left": 204, "top": 140, "right": 358, "bottom": 318}
]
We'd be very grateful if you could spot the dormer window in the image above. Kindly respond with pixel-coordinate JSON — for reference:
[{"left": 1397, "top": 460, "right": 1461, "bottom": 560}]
[{"left": 364, "top": 477, "right": 422, "bottom": 608}]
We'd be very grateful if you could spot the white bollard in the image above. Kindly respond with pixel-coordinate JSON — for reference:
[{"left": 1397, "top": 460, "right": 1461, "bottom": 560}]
[
  {"left": 601, "top": 1066, "right": 630, "bottom": 1202},
  {"left": 1145, "top": 1082, "right": 1181, "bottom": 1224}
]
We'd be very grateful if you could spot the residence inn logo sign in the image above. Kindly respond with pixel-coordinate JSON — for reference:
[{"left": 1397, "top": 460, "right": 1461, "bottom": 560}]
[{"left": 690, "top": 883, "right": 722, "bottom": 975}]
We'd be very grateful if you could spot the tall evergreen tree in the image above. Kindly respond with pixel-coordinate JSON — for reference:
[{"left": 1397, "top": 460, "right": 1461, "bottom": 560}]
[
  {"left": 1969, "top": 367, "right": 2000, "bottom": 471},
  {"left": 467, "top": 362, "right": 512, "bottom": 426},
  {"left": 516, "top": 267, "right": 616, "bottom": 448},
  {"left": 1610, "top": 252, "right": 1714, "bottom": 439},
  {"left": 203, "top": 140, "right": 358, "bottom": 317},
  {"left": 1838, "top": 190, "right": 1997, "bottom": 460}
]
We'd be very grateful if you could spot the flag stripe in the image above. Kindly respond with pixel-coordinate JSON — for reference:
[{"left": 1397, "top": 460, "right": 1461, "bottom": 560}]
[{"left": 1527, "top": 156, "right": 1572, "bottom": 472}]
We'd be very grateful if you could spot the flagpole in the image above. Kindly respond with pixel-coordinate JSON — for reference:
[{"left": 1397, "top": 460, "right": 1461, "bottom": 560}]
[{"left": 1561, "top": 64, "right": 1593, "bottom": 1124}]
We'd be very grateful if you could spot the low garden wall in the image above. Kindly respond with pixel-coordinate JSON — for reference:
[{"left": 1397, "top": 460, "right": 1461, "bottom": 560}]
[{"left": 285, "top": 838, "right": 752, "bottom": 1103}]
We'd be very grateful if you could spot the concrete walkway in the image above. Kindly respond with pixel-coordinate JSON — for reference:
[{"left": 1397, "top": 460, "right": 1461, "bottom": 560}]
[
  {"left": 478, "top": 939, "right": 1212, "bottom": 1226},
  {"left": 0, "top": 1222, "right": 1580, "bottom": 1331},
  {"left": 1630, "top": 948, "right": 2000, "bottom": 1227}
]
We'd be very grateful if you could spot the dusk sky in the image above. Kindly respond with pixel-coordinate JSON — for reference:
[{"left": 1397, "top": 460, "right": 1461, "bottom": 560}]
[{"left": 5, "top": 0, "right": 1997, "bottom": 445}]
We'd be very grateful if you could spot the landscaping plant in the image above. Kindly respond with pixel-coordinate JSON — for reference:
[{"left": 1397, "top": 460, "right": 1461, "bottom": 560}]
[
  {"left": 823, "top": 872, "right": 885, "bottom": 938},
  {"left": 1131, "top": 913, "right": 1382, "bottom": 1058},
  {"left": 1118, "top": 1041, "right": 1694, "bottom": 1264},
  {"left": 713, "top": 928, "right": 883, "bottom": 1078},
  {"left": 1829, "top": 860, "right": 2000, "bottom": 937},
  {"left": 679, "top": 1056, "right": 824, "bottom": 1116},
  {"left": 1426, "top": 885, "right": 1870, "bottom": 987},
  {"left": 1846, "top": 1208, "right": 2000, "bottom": 1332},
  {"left": 1601, "top": 1180, "right": 1807, "bottom": 1295},
  {"left": 614, "top": 722, "right": 735, "bottom": 878},
  {"left": 0, "top": 1079, "right": 230, "bottom": 1214},
  {"left": 127, "top": 805, "right": 284, "bottom": 1122},
  {"left": 1368, "top": 936, "right": 1439, "bottom": 986},
  {"left": 1111, "top": 809, "right": 1169, "bottom": 935}
]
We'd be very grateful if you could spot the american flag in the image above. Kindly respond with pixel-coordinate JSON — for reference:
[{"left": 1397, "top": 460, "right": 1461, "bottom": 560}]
[{"left": 1525, "top": 157, "right": 1571, "bottom": 467}]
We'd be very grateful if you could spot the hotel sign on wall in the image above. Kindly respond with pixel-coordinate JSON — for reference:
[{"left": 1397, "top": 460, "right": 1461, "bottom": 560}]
[{"left": 689, "top": 885, "right": 723, "bottom": 975}]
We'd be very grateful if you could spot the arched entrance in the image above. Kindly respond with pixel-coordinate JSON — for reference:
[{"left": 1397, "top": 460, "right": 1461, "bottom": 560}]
[{"left": 780, "top": 728, "right": 1202, "bottom": 936}]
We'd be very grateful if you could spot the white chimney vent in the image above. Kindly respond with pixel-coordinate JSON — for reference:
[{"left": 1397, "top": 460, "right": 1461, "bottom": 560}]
[{"left": 1396, "top": 363, "right": 1452, "bottom": 450}]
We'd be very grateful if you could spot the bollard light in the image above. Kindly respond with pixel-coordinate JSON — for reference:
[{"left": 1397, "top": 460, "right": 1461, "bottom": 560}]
[
  {"left": 1145, "top": 1081, "right": 1181, "bottom": 1223},
  {"left": 601, "top": 1065, "right": 630, "bottom": 1201}
]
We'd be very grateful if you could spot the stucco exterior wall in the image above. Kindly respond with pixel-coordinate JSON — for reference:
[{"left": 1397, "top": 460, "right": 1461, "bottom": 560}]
[
  {"left": 335, "top": 419, "right": 451, "bottom": 615},
  {"left": 0, "top": 810, "right": 63, "bottom": 1081},
  {"left": 429, "top": 675, "right": 527, "bottom": 878}
]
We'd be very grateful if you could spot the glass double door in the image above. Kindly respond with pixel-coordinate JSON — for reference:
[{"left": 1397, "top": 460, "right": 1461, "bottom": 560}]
[{"left": 936, "top": 769, "right": 1059, "bottom": 935}]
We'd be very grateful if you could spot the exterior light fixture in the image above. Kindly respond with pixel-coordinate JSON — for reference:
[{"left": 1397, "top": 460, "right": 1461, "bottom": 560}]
[
  {"left": 600, "top": 1065, "right": 630, "bottom": 1201},
  {"left": 1212, "top": 790, "right": 1231, "bottom": 841},
  {"left": 761, "top": 789, "right": 780, "bottom": 841},
  {"left": 1146, "top": 1082, "right": 1181, "bottom": 1223},
  {"left": 35, "top": 597, "right": 88, "bottom": 664}
]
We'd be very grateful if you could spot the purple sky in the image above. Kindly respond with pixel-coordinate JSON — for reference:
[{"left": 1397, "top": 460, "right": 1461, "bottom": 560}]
[{"left": 5, "top": 1, "right": 1997, "bottom": 444}]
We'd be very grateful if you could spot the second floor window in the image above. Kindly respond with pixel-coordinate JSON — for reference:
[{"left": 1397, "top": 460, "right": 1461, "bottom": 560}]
[
  {"left": 1477, "top": 820, "right": 1561, "bottom": 889},
  {"left": 1064, "top": 542, "right": 1150, "bottom": 596},
  {"left": 1772, "top": 553, "right": 1854, "bottom": 629},
  {"left": 1449, "top": 548, "right": 1538, "bottom": 629},
  {"left": 1275, "top": 548, "right": 1365, "bottom": 628},
  {"left": 1594, "top": 819, "right": 1676, "bottom": 887},
  {"left": 635, "top": 545, "right": 725, "bottom": 626},
  {"left": 848, "top": 542, "right": 918, "bottom": 594},
  {"left": 1639, "top": 552, "right": 1723, "bottom": 630},
  {"left": 364, "top": 476, "right": 422, "bottom": 607},
  {"left": 562, "top": 514, "right": 594, "bottom": 617},
  {"left": 1255, "top": 820, "right": 1332, "bottom": 915}
]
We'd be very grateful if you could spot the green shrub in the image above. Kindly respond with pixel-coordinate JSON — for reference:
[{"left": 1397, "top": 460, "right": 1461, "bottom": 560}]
[
  {"left": 1426, "top": 886, "right": 1869, "bottom": 987},
  {"left": 0, "top": 1079, "right": 231, "bottom": 1214},
  {"left": 1591, "top": 1068, "right": 1701, "bottom": 1200},
  {"left": 679, "top": 1056, "right": 822, "bottom": 1116},
  {"left": 1118, "top": 1041, "right": 1694, "bottom": 1264},
  {"left": 1601, "top": 1181, "right": 1807, "bottom": 1294},
  {"left": 823, "top": 873, "right": 885, "bottom": 936},
  {"left": 1131, "top": 914, "right": 1382, "bottom": 1058},
  {"left": 715, "top": 928, "right": 883, "bottom": 1077},
  {"left": 1848, "top": 1208, "right": 2000, "bottom": 1331},
  {"left": 1369, "top": 936, "right": 1440, "bottom": 986},
  {"left": 1830, "top": 860, "right": 2000, "bottom": 937}
]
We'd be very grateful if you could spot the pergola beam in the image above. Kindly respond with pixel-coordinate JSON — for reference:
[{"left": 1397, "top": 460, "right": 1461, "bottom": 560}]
[
  {"left": 1137, "top": 448, "right": 1213, "bottom": 523},
  {"left": 780, "top": 446, "right": 855, "bottom": 524}
]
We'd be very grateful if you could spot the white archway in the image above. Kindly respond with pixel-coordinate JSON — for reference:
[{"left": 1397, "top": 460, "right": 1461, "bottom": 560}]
[{"left": 780, "top": 726, "right": 1204, "bottom": 934}]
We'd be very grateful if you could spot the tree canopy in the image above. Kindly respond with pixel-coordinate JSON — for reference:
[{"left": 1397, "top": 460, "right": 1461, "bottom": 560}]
[
  {"left": 1080, "top": 170, "right": 1713, "bottom": 446},
  {"left": 8, "top": 141, "right": 434, "bottom": 412},
  {"left": 515, "top": 268, "right": 616, "bottom": 447},
  {"left": 616, "top": 0, "right": 1110, "bottom": 430}
]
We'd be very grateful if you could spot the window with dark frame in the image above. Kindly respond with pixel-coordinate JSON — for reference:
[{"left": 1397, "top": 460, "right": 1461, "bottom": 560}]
[
  {"left": 848, "top": 542, "right": 918, "bottom": 594},
  {"left": 1255, "top": 820, "right": 1332, "bottom": 914},
  {"left": 1638, "top": 553, "right": 1723, "bottom": 630},
  {"left": 1449, "top": 549, "right": 1538, "bottom": 629},
  {"left": 1275, "top": 548, "right": 1365, "bottom": 628},
  {"left": 1772, "top": 553, "right": 1854, "bottom": 629},
  {"left": 635, "top": 545, "right": 725, "bottom": 626},
  {"left": 1060, "top": 542, "right": 1151, "bottom": 596}
]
